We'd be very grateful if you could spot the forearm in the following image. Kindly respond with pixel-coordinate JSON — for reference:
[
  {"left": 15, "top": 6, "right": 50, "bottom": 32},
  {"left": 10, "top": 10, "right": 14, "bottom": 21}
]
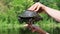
[{"left": 44, "top": 6, "right": 60, "bottom": 22}]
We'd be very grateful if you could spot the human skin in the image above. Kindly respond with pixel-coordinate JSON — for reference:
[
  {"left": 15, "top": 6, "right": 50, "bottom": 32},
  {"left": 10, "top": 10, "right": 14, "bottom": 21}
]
[{"left": 28, "top": 2, "right": 60, "bottom": 22}]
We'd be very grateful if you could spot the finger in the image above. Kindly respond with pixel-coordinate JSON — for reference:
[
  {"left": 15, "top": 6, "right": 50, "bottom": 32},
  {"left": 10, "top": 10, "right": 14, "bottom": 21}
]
[
  {"left": 28, "top": 3, "right": 39, "bottom": 11},
  {"left": 23, "top": 24, "right": 28, "bottom": 27},
  {"left": 34, "top": 4, "right": 41, "bottom": 12}
]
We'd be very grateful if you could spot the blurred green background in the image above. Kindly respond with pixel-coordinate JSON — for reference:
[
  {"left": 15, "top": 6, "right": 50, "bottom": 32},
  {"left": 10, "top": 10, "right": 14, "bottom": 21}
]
[{"left": 0, "top": 0, "right": 60, "bottom": 34}]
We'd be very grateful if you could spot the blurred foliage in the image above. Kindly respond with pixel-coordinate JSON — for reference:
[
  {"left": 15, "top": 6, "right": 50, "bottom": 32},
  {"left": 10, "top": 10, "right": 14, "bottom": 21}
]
[{"left": 0, "top": 0, "right": 60, "bottom": 34}]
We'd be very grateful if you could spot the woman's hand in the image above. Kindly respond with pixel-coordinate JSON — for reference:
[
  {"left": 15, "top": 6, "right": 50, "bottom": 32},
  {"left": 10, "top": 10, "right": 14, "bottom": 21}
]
[{"left": 28, "top": 2, "right": 45, "bottom": 13}]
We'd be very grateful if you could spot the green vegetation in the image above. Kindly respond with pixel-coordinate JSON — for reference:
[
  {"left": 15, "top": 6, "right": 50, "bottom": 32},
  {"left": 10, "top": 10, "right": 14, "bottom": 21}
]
[{"left": 0, "top": 0, "right": 60, "bottom": 34}]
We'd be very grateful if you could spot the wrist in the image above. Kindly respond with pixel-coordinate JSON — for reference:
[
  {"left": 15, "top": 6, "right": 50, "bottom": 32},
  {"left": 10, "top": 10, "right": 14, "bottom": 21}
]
[{"left": 42, "top": 5, "right": 47, "bottom": 11}]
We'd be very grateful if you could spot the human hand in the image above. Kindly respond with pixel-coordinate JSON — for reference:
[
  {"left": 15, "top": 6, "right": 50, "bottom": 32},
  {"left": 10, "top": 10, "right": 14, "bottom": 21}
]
[
  {"left": 24, "top": 24, "right": 49, "bottom": 34},
  {"left": 28, "top": 2, "right": 45, "bottom": 13},
  {"left": 24, "top": 24, "right": 40, "bottom": 32}
]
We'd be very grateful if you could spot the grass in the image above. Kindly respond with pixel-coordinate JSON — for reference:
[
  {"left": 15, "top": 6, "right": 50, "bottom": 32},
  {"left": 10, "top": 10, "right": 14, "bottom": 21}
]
[{"left": 0, "top": 0, "right": 60, "bottom": 34}]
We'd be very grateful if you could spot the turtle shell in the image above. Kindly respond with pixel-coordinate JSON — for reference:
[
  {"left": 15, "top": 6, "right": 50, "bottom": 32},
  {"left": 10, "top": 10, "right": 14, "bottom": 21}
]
[
  {"left": 20, "top": 10, "right": 39, "bottom": 17},
  {"left": 18, "top": 10, "right": 42, "bottom": 23}
]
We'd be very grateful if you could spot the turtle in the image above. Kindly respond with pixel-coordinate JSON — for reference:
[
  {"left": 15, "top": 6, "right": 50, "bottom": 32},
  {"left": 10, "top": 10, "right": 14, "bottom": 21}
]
[{"left": 18, "top": 10, "right": 42, "bottom": 24}]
